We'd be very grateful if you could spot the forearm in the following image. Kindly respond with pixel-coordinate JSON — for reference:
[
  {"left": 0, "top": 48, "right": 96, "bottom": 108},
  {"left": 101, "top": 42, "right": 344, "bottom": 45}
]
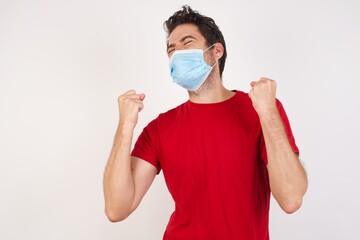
[
  {"left": 260, "top": 108, "right": 307, "bottom": 213},
  {"left": 103, "top": 124, "right": 135, "bottom": 221}
]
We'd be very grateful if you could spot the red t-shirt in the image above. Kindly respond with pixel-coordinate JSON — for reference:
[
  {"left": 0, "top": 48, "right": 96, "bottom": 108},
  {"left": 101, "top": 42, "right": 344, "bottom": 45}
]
[{"left": 132, "top": 90, "right": 299, "bottom": 240}]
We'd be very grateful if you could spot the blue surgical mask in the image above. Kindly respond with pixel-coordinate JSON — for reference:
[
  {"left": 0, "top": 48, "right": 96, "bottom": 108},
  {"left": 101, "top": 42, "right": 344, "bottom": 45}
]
[{"left": 169, "top": 45, "right": 216, "bottom": 91}]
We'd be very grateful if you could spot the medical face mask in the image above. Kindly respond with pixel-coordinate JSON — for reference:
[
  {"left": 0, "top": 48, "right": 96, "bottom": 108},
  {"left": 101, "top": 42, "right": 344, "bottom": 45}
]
[{"left": 169, "top": 45, "right": 216, "bottom": 91}]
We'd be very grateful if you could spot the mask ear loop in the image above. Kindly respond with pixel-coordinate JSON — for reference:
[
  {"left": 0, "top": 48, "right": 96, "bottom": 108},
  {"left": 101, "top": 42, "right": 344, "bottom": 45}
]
[
  {"left": 203, "top": 43, "right": 216, "bottom": 53},
  {"left": 210, "top": 61, "right": 217, "bottom": 68},
  {"left": 203, "top": 44, "right": 218, "bottom": 68}
]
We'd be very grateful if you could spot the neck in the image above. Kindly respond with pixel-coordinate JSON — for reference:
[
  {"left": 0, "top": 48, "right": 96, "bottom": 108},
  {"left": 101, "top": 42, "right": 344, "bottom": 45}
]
[{"left": 188, "top": 80, "right": 235, "bottom": 104}]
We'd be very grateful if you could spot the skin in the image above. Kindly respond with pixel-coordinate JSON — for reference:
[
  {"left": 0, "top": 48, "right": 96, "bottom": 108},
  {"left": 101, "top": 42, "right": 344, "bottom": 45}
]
[{"left": 103, "top": 23, "right": 307, "bottom": 222}]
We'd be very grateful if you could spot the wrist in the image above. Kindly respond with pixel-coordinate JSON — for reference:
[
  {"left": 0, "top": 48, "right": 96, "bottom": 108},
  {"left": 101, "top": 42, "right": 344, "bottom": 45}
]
[
  {"left": 118, "top": 121, "right": 135, "bottom": 136},
  {"left": 256, "top": 103, "right": 278, "bottom": 119}
]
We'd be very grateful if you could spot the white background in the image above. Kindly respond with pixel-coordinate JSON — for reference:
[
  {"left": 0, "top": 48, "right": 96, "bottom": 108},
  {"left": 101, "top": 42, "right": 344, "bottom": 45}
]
[{"left": 1, "top": 0, "right": 359, "bottom": 239}]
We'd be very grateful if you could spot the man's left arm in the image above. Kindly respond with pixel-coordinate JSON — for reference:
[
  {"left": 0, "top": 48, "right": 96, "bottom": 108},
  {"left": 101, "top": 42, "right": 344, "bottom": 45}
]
[{"left": 249, "top": 77, "right": 308, "bottom": 214}]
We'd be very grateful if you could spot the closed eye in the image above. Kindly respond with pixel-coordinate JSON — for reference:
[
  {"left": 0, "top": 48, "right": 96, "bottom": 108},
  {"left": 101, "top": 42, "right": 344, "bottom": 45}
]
[
  {"left": 185, "top": 40, "right": 193, "bottom": 45},
  {"left": 167, "top": 49, "right": 174, "bottom": 55}
]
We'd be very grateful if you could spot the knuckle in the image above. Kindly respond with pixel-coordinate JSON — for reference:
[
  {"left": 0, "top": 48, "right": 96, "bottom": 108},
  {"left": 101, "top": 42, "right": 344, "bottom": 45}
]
[{"left": 124, "top": 98, "right": 133, "bottom": 104}]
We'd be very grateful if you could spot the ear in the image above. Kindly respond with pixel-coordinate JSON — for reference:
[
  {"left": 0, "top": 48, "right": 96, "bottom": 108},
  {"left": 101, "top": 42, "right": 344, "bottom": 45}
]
[{"left": 213, "top": 43, "right": 224, "bottom": 60}]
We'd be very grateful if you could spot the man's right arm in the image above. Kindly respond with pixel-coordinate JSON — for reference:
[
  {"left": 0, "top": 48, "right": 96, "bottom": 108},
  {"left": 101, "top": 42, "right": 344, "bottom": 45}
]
[{"left": 103, "top": 90, "right": 157, "bottom": 222}]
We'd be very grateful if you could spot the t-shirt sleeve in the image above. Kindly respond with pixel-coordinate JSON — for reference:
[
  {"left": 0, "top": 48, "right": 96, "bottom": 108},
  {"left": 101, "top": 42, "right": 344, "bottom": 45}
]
[
  {"left": 261, "top": 99, "right": 300, "bottom": 165},
  {"left": 131, "top": 118, "right": 162, "bottom": 174}
]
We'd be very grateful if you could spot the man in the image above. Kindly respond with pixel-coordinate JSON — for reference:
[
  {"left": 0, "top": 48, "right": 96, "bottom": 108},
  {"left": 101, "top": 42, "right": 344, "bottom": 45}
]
[{"left": 103, "top": 5, "right": 307, "bottom": 239}]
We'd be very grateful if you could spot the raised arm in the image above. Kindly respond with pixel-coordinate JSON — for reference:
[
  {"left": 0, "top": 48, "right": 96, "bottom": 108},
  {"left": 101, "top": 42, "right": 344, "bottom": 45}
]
[
  {"left": 103, "top": 90, "right": 157, "bottom": 222},
  {"left": 249, "top": 78, "right": 308, "bottom": 214}
]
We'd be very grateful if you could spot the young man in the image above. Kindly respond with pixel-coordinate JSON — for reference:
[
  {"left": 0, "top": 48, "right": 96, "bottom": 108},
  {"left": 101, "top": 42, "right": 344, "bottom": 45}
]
[{"left": 103, "top": 5, "right": 307, "bottom": 239}]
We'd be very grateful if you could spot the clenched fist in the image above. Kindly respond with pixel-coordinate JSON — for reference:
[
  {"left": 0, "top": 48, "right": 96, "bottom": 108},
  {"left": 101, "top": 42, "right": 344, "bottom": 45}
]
[
  {"left": 248, "top": 77, "right": 277, "bottom": 116},
  {"left": 117, "top": 90, "right": 145, "bottom": 129}
]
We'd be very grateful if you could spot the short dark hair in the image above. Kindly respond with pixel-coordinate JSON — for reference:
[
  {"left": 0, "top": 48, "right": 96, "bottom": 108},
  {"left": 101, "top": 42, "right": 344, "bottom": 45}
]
[{"left": 164, "top": 5, "right": 227, "bottom": 78}]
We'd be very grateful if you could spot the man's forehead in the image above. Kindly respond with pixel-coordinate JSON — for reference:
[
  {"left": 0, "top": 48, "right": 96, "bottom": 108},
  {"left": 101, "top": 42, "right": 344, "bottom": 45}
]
[{"left": 168, "top": 24, "right": 202, "bottom": 44}]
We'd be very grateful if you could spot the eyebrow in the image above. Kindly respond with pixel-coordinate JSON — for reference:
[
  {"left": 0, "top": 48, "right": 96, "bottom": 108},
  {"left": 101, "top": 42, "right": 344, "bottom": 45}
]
[{"left": 167, "top": 35, "right": 197, "bottom": 51}]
